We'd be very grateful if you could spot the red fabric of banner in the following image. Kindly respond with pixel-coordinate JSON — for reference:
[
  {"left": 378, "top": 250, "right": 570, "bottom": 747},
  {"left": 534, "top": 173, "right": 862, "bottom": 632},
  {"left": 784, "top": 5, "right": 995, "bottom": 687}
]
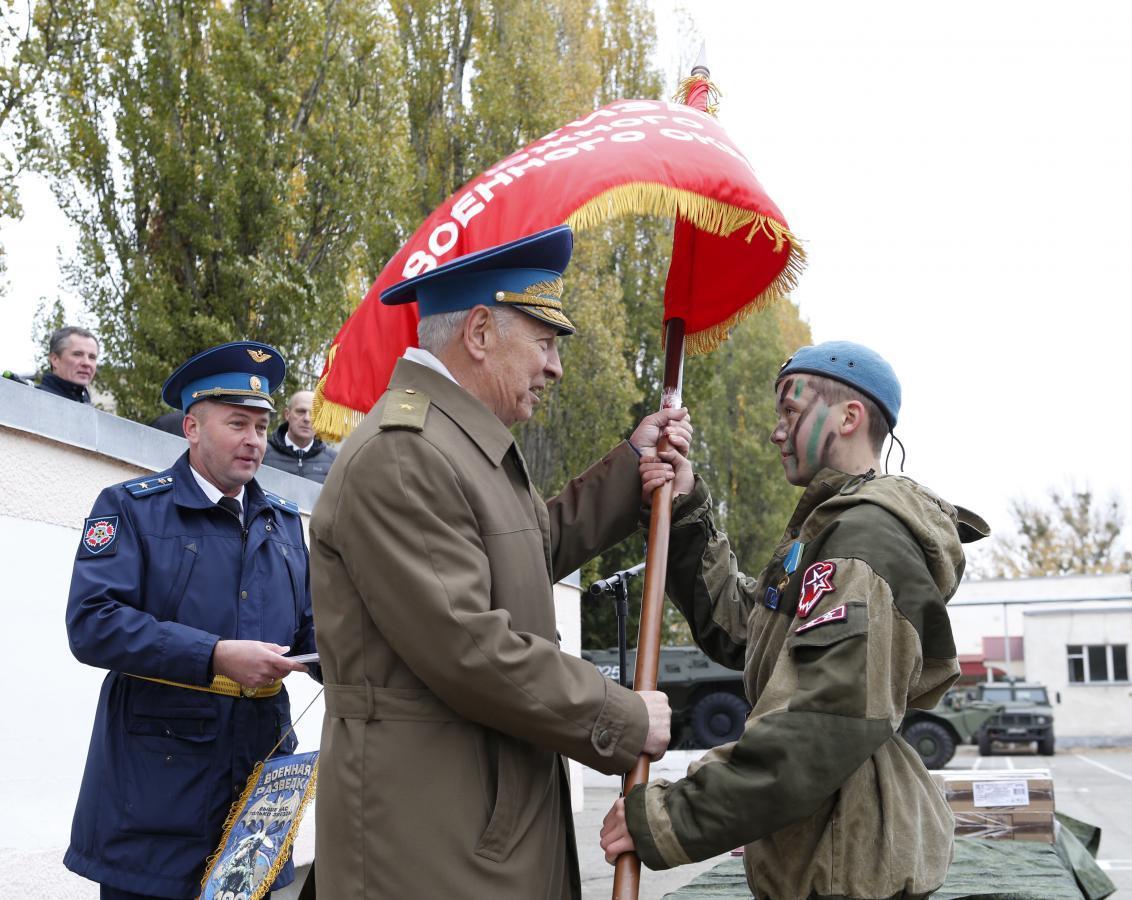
[{"left": 316, "top": 97, "right": 799, "bottom": 436}]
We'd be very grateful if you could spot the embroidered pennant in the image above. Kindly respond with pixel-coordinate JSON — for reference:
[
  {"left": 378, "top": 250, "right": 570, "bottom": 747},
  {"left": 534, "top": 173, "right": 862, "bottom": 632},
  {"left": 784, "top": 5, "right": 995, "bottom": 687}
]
[
  {"left": 795, "top": 604, "right": 846, "bottom": 634},
  {"left": 80, "top": 515, "right": 120, "bottom": 557},
  {"left": 797, "top": 560, "right": 836, "bottom": 618}
]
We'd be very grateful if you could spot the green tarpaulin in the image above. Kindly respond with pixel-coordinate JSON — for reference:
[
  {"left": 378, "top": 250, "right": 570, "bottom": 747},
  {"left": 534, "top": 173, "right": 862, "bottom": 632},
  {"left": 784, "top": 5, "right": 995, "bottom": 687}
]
[{"left": 662, "top": 814, "right": 1116, "bottom": 900}]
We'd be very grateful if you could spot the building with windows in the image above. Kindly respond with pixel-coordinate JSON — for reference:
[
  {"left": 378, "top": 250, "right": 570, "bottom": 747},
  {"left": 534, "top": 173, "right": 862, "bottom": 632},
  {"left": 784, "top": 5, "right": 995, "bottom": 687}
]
[
  {"left": 947, "top": 573, "right": 1132, "bottom": 746},
  {"left": 1024, "top": 601, "right": 1131, "bottom": 745}
]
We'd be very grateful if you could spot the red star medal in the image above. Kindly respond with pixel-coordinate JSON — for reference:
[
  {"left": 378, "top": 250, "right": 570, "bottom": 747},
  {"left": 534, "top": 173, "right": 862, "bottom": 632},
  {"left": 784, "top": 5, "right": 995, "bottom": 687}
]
[{"left": 797, "top": 560, "right": 836, "bottom": 618}]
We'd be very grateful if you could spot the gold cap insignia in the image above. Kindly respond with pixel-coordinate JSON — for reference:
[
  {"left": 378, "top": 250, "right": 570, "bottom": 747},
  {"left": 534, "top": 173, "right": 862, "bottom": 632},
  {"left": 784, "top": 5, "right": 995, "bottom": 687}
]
[
  {"left": 249, "top": 375, "right": 263, "bottom": 391},
  {"left": 494, "top": 277, "right": 575, "bottom": 334},
  {"left": 247, "top": 349, "right": 272, "bottom": 364}
]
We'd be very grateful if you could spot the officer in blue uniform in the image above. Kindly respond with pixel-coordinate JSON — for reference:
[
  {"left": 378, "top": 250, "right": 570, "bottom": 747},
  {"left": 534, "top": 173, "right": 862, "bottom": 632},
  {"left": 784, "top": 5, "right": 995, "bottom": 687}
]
[{"left": 64, "top": 341, "right": 317, "bottom": 900}]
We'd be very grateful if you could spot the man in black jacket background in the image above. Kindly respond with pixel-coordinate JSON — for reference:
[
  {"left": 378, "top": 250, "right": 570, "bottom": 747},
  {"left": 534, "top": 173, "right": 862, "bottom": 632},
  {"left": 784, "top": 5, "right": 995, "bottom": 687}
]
[
  {"left": 38, "top": 326, "right": 99, "bottom": 404},
  {"left": 262, "top": 389, "right": 338, "bottom": 482}
]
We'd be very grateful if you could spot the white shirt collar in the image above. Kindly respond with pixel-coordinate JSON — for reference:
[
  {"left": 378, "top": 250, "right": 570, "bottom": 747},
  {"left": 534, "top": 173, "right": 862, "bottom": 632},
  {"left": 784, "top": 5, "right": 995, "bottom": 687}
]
[
  {"left": 403, "top": 347, "right": 459, "bottom": 385},
  {"left": 284, "top": 430, "right": 314, "bottom": 453},
  {"left": 189, "top": 463, "right": 245, "bottom": 511}
]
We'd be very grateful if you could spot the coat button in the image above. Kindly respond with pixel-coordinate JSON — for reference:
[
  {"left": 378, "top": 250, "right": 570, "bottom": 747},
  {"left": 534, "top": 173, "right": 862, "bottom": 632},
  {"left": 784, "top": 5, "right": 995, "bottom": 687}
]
[
  {"left": 265, "top": 523, "right": 273, "bottom": 532},
  {"left": 165, "top": 755, "right": 174, "bottom": 763},
  {"left": 164, "top": 727, "right": 172, "bottom": 737},
  {"left": 240, "top": 590, "right": 248, "bottom": 600},
  {"left": 596, "top": 728, "right": 611, "bottom": 749}
]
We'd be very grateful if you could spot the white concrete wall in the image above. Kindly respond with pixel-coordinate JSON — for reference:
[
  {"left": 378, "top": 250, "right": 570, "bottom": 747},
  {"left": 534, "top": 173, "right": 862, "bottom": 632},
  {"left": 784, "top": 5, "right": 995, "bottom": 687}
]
[
  {"left": 1023, "top": 604, "right": 1132, "bottom": 743},
  {"left": 0, "top": 379, "right": 588, "bottom": 894},
  {"left": 947, "top": 573, "right": 1131, "bottom": 679}
]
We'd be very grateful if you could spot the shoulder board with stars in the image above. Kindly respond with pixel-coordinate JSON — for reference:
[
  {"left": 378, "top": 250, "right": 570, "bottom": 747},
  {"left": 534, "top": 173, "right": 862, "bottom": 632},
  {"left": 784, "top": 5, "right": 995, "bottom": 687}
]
[
  {"left": 264, "top": 491, "right": 300, "bottom": 515},
  {"left": 124, "top": 475, "right": 175, "bottom": 498},
  {"left": 379, "top": 388, "right": 430, "bottom": 432}
]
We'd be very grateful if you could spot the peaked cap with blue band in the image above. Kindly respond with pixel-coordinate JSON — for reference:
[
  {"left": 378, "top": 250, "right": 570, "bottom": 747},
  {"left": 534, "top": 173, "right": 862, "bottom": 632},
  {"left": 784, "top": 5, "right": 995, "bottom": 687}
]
[
  {"left": 161, "top": 340, "right": 286, "bottom": 412},
  {"left": 380, "top": 225, "right": 576, "bottom": 335},
  {"left": 776, "top": 340, "right": 901, "bottom": 428}
]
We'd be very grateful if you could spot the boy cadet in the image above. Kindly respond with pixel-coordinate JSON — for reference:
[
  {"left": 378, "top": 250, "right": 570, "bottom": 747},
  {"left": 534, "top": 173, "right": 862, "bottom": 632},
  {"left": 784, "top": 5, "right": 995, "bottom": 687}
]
[
  {"left": 64, "top": 341, "right": 315, "bottom": 900},
  {"left": 602, "top": 340, "right": 989, "bottom": 900},
  {"left": 310, "top": 225, "right": 685, "bottom": 899}
]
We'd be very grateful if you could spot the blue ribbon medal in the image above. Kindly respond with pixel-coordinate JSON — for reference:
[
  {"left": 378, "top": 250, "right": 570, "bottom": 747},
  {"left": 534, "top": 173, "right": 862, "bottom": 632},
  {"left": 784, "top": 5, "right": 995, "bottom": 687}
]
[{"left": 765, "top": 541, "right": 805, "bottom": 611}]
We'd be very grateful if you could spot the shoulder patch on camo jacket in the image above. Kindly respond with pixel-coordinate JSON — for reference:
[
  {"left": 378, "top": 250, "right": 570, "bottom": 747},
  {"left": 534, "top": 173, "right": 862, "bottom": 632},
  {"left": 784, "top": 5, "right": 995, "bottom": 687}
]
[
  {"left": 379, "top": 389, "right": 430, "bottom": 432},
  {"left": 797, "top": 560, "right": 837, "bottom": 618},
  {"left": 794, "top": 604, "right": 846, "bottom": 634}
]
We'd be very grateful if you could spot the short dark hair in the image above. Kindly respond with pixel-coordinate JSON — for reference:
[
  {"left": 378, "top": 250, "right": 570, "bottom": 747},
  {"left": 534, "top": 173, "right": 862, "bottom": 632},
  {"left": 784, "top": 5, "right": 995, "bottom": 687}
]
[
  {"left": 807, "top": 374, "right": 890, "bottom": 454},
  {"left": 48, "top": 326, "right": 99, "bottom": 357}
]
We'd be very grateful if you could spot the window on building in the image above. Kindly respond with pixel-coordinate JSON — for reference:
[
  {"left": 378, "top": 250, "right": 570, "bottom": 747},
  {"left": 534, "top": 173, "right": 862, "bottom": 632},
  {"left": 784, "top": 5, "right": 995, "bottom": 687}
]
[{"left": 1067, "top": 644, "right": 1129, "bottom": 683}]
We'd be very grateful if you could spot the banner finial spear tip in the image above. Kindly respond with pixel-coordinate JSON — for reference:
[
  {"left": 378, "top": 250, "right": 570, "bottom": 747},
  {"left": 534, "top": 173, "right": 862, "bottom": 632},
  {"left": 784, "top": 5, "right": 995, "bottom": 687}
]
[{"left": 691, "top": 40, "right": 710, "bottom": 77}]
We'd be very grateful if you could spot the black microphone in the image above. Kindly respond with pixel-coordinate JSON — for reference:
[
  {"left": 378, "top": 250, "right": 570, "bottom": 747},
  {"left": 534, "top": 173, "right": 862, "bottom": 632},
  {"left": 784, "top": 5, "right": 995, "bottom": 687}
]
[{"left": 588, "top": 561, "right": 646, "bottom": 596}]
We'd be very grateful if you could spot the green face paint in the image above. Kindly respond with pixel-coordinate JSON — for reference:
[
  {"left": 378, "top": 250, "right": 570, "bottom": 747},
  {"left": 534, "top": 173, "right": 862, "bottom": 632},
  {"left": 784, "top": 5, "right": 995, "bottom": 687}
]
[
  {"left": 806, "top": 405, "right": 828, "bottom": 469},
  {"left": 793, "top": 377, "right": 806, "bottom": 400}
]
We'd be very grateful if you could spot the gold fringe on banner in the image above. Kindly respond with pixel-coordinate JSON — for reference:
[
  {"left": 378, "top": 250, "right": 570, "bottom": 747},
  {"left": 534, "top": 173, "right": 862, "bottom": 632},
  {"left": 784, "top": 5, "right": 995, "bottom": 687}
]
[
  {"left": 672, "top": 75, "right": 721, "bottom": 116},
  {"left": 197, "top": 760, "right": 320, "bottom": 900},
  {"left": 681, "top": 239, "right": 808, "bottom": 356},
  {"left": 567, "top": 182, "right": 783, "bottom": 240},
  {"left": 314, "top": 183, "right": 805, "bottom": 442},
  {"left": 312, "top": 342, "right": 366, "bottom": 442},
  {"left": 570, "top": 181, "right": 807, "bottom": 357}
]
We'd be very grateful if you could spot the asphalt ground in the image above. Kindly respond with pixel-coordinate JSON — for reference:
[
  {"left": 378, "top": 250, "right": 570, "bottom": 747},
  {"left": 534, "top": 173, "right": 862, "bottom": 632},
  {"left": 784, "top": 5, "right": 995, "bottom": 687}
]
[{"left": 574, "top": 745, "right": 1132, "bottom": 899}]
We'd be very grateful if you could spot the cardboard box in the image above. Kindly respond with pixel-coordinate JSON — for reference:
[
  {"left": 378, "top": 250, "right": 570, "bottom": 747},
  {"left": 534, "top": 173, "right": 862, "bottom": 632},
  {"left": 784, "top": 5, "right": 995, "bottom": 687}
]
[
  {"left": 935, "top": 769, "right": 1055, "bottom": 813},
  {"left": 954, "top": 810, "right": 1056, "bottom": 843}
]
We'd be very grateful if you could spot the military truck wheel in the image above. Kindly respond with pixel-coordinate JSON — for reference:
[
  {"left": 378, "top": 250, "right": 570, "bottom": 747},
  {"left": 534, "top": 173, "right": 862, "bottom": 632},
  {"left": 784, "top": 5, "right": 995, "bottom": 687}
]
[
  {"left": 977, "top": 728, "right": 993, "bottom": 756},
  {"left": 1038, "top": 734, "right": 1055, "bottom": 756},
  {"left": 691, "top": 691, "right": 750, "bottom": 748},
  {"left": 903, "top": 720, "right": 956, "bottom": 769}
]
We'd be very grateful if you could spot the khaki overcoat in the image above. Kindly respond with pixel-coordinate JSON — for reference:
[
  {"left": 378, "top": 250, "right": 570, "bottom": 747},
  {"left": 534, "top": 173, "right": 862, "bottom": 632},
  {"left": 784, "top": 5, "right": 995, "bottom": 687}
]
[{"left": 310, "top": 359, "right": 651, "bottom": 899}]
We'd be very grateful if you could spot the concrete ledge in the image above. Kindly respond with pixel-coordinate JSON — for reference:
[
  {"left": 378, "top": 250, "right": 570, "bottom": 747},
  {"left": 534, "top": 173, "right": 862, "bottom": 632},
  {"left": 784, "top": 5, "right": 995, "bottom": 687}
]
[{"left": 0, "top": 377, "right": 323, "bottom": 511}]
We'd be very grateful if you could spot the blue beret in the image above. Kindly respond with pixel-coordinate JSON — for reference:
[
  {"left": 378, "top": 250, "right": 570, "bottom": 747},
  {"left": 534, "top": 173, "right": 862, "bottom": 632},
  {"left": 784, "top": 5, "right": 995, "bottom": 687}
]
[
  {"left": 777, "top": 340, "right": 901, "bottom": 428},
  {"left": 381, "top": 225, "right": 576, "bottom": 335},
  {"left": 161, "top": 341, "right": 286, "bottom": 412}
]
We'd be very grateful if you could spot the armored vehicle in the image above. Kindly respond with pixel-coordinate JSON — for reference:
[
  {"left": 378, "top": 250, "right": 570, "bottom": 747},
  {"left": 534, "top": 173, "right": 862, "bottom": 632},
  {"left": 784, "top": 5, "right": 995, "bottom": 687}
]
[
  {"left": 583, "top": 646, "right": 750, "bottom": 748},
  {"left": 899, "top": 692, "right": 1002, "bottom": 769},
  {"left": 585, "top": 645, "right": 1005, "bottom": 765},
  {"left": 972, "top": 681, "right": 1056, "bottom": 756}
]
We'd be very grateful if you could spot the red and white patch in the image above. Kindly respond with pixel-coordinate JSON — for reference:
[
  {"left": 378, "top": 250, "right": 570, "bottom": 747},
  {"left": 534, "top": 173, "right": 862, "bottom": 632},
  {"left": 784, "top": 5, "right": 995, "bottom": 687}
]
[
  {"left": 794, "top": 604, "right": 846, "bottom": 634},
  {"left": 84, "top": 518, "right": 117, "bottom": 551},
  {"left": 796, "top": 560, "right": 836, "bottom": 618}
]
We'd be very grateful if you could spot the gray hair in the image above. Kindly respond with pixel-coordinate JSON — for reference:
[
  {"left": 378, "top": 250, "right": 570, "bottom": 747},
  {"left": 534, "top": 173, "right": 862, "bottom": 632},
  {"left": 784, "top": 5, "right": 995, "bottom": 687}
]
[
  {"left": 48, "top": 326, "right": 99, "bottom": 357},
  {"left": 417, "top": 307, "right": 516, "bottom": 355}
]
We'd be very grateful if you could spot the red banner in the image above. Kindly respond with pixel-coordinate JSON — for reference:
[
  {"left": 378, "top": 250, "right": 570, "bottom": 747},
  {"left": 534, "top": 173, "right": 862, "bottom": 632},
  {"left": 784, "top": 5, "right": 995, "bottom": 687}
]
[{"left": 314, "top": 97, "right": 803, "bottom": 439}]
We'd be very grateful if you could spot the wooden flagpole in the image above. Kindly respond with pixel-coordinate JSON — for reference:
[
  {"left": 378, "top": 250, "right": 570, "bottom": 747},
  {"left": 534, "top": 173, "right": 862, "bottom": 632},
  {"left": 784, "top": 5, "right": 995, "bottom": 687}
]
[{"left": 612, "top": 317, "right": 685, "bottom": 900}]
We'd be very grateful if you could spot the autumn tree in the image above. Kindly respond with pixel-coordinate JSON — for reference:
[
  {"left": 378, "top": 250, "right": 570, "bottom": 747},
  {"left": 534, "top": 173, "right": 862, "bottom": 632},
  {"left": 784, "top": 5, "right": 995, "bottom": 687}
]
[
  {"left": 0, "top": 0, "right": 84, "bottom": 284},
  {"left": 35, "top": 0, "right": 413, "bottom": 419},
  {"left": 29, "top": 0, "right": 812, "bottom": 649},
  {"left": 980, "top": 487, "right": 1131, "bottom": 578}
]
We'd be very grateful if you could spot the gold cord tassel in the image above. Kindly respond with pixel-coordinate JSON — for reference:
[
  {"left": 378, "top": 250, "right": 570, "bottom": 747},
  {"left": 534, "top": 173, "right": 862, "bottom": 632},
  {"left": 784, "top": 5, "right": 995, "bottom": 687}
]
[{"left": 673, "top": 75, "right": 721, "bottom": 117}]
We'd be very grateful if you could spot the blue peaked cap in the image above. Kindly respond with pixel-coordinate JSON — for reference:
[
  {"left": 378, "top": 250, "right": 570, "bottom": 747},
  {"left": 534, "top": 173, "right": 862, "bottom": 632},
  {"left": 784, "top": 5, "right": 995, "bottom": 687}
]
[
  {"left": 776, "top": 340, "right": 901, "bottom": 428},
  {"left": 161, "top": 340, "right": 286, "bottom": 412},
  {"left": 380, "top": 225, "right": 576, "bottom": 335}
]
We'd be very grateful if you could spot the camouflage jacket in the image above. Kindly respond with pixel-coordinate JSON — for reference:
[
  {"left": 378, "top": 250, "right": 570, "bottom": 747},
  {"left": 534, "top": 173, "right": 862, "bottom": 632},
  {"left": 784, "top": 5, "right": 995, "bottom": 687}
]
[{"left": 625, "top": 469, "right": 969, "bottom": 900}]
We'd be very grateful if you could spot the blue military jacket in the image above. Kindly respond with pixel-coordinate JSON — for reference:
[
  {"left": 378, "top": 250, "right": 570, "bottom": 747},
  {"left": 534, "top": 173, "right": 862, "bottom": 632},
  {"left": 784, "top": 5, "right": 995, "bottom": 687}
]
[{"left": 63, "top": 451, "right": 316, "bottom": 898}]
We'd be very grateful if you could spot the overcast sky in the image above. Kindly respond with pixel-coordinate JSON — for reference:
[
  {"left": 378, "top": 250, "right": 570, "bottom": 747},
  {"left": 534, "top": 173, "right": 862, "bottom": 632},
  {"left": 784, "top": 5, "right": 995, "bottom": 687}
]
[
  {"left": 651, "top": 0, "right": 1132, "bottom": 554},
  {"left": 2, "top": 0, "right": 1130, "bottom": 553}
]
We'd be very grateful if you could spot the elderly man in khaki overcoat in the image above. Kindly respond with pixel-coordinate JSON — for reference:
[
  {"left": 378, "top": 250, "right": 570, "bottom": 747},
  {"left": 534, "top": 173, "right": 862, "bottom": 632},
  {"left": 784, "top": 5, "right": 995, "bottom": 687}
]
[{"left": 310, "top": 225, "right": 688, "bottom": 899}]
